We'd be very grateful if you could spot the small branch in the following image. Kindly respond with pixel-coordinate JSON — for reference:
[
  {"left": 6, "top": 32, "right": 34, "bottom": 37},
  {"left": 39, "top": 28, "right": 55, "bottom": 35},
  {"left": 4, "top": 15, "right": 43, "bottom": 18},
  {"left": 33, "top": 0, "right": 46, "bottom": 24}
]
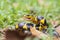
[{"left": 54, "top": 24, "right": 60, "bottom": 28}]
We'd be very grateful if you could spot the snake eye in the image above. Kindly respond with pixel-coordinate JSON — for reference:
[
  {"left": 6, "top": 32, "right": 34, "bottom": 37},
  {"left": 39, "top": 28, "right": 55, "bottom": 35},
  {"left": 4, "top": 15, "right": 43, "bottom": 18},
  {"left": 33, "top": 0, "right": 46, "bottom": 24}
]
[{"left": 26, "top": 15, "right": 30, "bottom": 16}]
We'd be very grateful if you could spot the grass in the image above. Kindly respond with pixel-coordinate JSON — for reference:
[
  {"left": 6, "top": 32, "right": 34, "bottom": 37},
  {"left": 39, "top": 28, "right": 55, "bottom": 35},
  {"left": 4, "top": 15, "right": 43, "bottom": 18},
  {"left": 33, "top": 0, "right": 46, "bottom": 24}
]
[{"left": 0, "top": 0, "right": 60, "bottom": 40}]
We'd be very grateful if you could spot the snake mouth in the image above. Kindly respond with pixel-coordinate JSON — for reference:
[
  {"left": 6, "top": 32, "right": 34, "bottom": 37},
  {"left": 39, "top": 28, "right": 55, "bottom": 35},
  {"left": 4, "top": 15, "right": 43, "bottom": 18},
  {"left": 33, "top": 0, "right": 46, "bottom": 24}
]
[
  {"left": 27, "top": 18, "right": 31, "bottom": 19},
  {"left": 23, "top": 15, "right": 32, "bottom": 20},
  {"left": 24, "top": 18, "right": 31, "bottom": 20}
]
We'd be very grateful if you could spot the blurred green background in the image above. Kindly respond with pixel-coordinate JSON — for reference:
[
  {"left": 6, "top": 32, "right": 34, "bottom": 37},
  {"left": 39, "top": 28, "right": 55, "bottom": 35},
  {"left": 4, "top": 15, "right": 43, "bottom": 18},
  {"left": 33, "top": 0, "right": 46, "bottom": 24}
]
[
  {"left": 0, "top": 0, "right": 60, "bottom": 28},
  {"left": 0, "top": 0, "right": 60, "bottom": 40}
]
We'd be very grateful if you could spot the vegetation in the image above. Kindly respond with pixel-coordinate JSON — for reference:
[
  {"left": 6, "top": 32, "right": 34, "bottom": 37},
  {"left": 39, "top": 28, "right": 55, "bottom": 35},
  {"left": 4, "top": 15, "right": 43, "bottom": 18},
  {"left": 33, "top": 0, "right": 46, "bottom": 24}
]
[{"left": 0, "top": 0, "right": 60, "bottom": 40}]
